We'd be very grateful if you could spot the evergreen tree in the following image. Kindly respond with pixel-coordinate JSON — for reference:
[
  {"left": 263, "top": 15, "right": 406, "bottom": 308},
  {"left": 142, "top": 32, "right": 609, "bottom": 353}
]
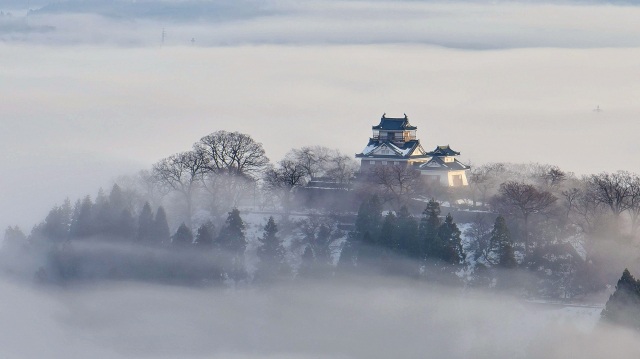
[
  {"left": 194, "top": 221, "right": 215, "bottom": 248},
  {"left": 70, "top": 196, "right": 93, "bottom": 239},
  {"left": 218, "top": 208, "right": 247, "bottom": 281},
  {"left": 153, "top": 206, "right": 171, "bottom": 246},
  {"left": 219, "top": 208, "right": 247, "bottom": 254},
  {"left": 437, "top": 213, "right": 465, "bottom": 265},
  {"left": 257, "top": 217, "right": 286, "bottom": 264},
  {"left": 107, "top": 184, "right": 128, "bottom": 236},
  {"left": 137, "top": 202, "right": 154, "bottom": 244},
  {"left": 92, "top": 188, "right": 111, "bottom": 236},
  {"left": 172, "top": 223, "right": 193, "bottom": 247},
  {"left": 40, "top": 202, "right": 72, "bottom": 243},
  {"left": 116, "top": 209, "right": 136, "bottom": 241},
  {"left": 2, "top": 226, "right": 27, "bottom": 252},
  {"left": 378, "top": 212, "right": 398, "bottom": 251},
  {"left": 419, "top": 199, "right": 441, "bottom": 259},
  {"left": 396, "top": 206, "right": 419, "bottom": 258},
  {"left": 601, "top": 269, "right": 640, "bottom": 330},
  {"left": 354, "top": 195, "right": 383, "bottom": 240},
  {"left": 489, "top": 215, "right": 517, "bottom": 268},
  {"left": 108, "top": 184, "right": 126, "bottom": 214},
  {"left": 256, "top": 217, "right": 288, "bottom": 281},
  {"left": 340, "top": 196, "right": 383, "bottom": 273}
]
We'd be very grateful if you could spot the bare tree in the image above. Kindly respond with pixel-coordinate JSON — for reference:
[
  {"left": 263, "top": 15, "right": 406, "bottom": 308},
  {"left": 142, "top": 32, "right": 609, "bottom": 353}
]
[
  {"left": 587, "top": 171, "right": 634, "bottom": 227},
  {"left": 285, "top": 146, "right": 358, "bottom": 184},
  {"left": 195, "top": 131, "right": 269, "bottom": 217},
  {"left": 536, "top": 165, "right": 567, "bottom": 192},
  {"left": 469, "top": 163, "right": 506, "bottom": 208},
  {"left": 491, "top": 181, "right": 557, "bottom": 254},
  {"left": 624, "top": 173, "right": 640, "bottom": 236},
  {"left": 263, "top": 160, "right": 308, "bottom": 214},
  {"left": 152, "top": 150, "right": 208, "bottom": 227},
  {"left": 561, "top": 187, "right": 581, "bottom": 221},
  {"left": 196, "top": 130, "right": 269, "bottom": 178},
  {"left": 324, "top": 153, "right": 359, "bottom": 184},
  {"left": 369, "top": 164, "right": 422, "bottom": 208},
  {"left": 573, "top": 185, "right": 607, "bottom": 235},
  {"left": 286, "top": 146, "right": 332, "bottom": 180}
]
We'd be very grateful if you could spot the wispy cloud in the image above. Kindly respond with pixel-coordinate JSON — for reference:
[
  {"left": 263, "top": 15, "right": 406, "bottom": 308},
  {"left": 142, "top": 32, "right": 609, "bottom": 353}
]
[{"left": 1, "top": 1, "right": 640, "bottom": 48}]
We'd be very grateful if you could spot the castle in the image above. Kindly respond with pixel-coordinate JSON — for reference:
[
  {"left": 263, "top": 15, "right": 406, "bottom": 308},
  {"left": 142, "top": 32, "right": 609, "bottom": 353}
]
[{"left": 355, "top": 114, "right": 469, "bottom": 187}]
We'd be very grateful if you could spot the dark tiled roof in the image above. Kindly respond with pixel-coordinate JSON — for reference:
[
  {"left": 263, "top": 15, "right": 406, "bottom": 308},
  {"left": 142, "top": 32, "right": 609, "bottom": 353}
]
[
  {"left": 372, "top": 114, "right": 417, "bottom": 131},
  {"left": 356, "top": 139, "right": 429, "bottom": 159},
  {"left": 418, "top": 156, "right": 469, "bottom": 171},
  {"left": 426, "top": 145, "right": 460, "bottom": 156}
]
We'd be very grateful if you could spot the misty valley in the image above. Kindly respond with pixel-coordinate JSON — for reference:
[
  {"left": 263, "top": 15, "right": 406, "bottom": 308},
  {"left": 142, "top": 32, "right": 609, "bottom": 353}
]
[
  {"left": 4, "top": 0, "right": 640, "bottom": 357},
  {"left": 3, "top": 125, "right": 640, "bottom": 358}
]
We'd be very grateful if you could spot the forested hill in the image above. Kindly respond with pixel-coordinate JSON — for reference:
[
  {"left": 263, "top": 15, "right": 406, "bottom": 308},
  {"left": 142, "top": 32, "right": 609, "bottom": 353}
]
[{"left": 3, "top": 129, "right": 640, "bottom": 306}]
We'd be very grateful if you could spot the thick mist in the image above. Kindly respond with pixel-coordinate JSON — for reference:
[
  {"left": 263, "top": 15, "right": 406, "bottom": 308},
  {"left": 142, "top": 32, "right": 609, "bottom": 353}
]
[
  {"left": 4, "top": 1, "right": 640, "bottom": 229},
  {"left": 3, "top": 2, "right": 640, "bottom": 356},
  {"left": 2, "top": 43, "right": 640, "bottom": 230},
  {"left": 0, "top": 274, "right": 636, "bottom": 359}
]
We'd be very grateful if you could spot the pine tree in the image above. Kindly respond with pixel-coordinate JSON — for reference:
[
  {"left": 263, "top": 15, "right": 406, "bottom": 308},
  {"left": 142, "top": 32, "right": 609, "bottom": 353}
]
[
  {"left": 92, "top": 188, "right": 111, "bottom": 236},
  {"left": 419, "top": 199, "right": 441, "bottom": 260},
  {"left": 601, "top": 269, "right": 640, "bottom": 330},
  {"left": 354, "top": 195, "right": 383, "bottom": 240},
  {"left": 107, "top": 184, "right": 128, "bottom": 236},
  {"left": 2, "top": 226, "right": 27, "bottom": 252},
  {"left": 489, "top": 216, "right": 517, "bottom": 268},
  {"left": 137, "top": 202, "right": 154, "bottom": 244},
  {"left": 218, "top": 209, "right": 247, "bottom": 254},
  {"left": 218, "top": 208, "right": 247, "bottom": 281},
  {"left": 70, "top": 196, "right": 93, "bottom": 239},
  {"left": 40, "top": 203, "right": 72, "bottom": 243},
  {"left": 437, "top": 213, "right": 465, "bottom": 265},
  {"left": 256, "top": 217, "right": 288, "bottom": 282},
  {"left": 116, "top": 209, "right": 136, "bottom": 241},
  {"left": 153, "top": 206, "right": 171, "bottom": 246},
  {"left": 172, "top": 223, "right": 193, "bottom": 247},
  {"left": 194, "top": 221, "right": 215, "bottom": 248},
  {"left": 378, "top": 212, "right": 398, "bottom": 251},
  {"left": 396, "top": 206, "right": 419, "bottom": 258},
  {"left": 108, "top": 184, "right": 126, "bottom": 214},
  {"left": 257, "top": 217, "right": 285, "bottom": 264}
]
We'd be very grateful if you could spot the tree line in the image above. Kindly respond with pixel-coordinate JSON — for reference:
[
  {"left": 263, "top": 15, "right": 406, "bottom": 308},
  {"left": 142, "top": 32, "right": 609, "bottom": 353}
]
[{"left": 2, "top": 128, "right": 640, "bottom": 300}]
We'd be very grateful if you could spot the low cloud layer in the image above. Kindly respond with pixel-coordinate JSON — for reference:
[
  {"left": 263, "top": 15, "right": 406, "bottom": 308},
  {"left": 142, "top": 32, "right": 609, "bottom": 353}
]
[
  {"left": 2, "top": 1, "right": 640, "bottom": 48},
  {"left": 0, "top": 275, "right": 637, "bottom": 358}
]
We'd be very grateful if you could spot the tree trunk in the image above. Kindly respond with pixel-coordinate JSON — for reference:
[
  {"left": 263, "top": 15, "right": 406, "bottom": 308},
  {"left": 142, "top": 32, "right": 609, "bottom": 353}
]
[{"left": 523, "top": 213, "right": 529, "bottom": 259}]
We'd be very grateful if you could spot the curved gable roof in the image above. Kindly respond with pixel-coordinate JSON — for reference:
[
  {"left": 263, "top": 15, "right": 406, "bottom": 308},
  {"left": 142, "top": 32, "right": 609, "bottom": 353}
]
[
  {"left": 372, "top": 114, "right": 417, "bottom": 131},
  {"left": 427, "top": 145, "right": 460, "bottom": 156}
]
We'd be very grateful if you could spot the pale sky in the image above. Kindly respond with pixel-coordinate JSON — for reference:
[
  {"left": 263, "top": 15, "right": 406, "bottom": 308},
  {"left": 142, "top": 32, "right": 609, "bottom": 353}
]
[{"left": 2, "top": 1, "right": 640, "bottom": 230}]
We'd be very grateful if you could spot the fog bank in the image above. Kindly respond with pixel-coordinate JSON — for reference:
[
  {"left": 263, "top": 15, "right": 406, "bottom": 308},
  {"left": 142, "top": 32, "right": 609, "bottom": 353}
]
[{"left": 1, "top": 276, "right": 637, "bottom": 358}]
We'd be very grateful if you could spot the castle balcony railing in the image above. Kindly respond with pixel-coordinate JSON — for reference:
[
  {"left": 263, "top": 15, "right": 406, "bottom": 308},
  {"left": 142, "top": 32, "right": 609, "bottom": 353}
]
[{"left": 372, "top": 135, "right": 417, "bottom": 142}]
